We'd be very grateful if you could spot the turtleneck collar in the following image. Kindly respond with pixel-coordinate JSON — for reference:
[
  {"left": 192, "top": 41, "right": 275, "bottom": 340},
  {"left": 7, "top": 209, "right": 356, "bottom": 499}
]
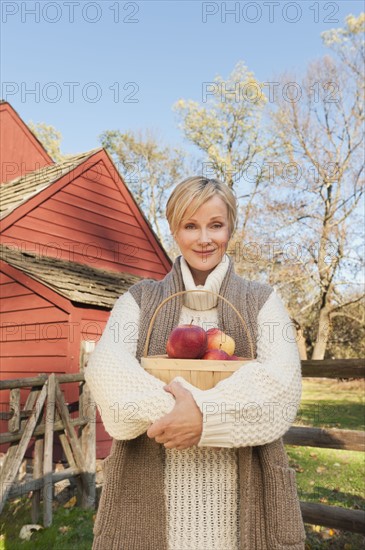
[{"left": 179, "top": 253, "right": 230, "bottom": 310}]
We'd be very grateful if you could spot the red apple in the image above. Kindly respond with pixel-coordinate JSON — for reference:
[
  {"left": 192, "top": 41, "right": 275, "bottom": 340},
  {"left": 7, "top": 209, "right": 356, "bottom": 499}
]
[
  {"left": 202, "top": 349, "right": 231, "bottom": 360},
  {"left": 166, "top": 322, "right": 207, "bottom": 359},
  {"left": 206, "top": 328, "right": 235, "bottom": 355}
]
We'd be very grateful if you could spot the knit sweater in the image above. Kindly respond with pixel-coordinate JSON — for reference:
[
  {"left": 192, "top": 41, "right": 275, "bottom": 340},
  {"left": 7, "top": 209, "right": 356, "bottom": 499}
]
[{"left": 85, "top": 254, "right": 305, "bottom": 550}]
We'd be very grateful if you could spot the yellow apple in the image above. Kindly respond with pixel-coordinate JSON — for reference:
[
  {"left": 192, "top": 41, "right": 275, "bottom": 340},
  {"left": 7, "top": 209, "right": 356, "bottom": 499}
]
[{"left": 206, "top": 328, "right": 235, "bottom": 356}]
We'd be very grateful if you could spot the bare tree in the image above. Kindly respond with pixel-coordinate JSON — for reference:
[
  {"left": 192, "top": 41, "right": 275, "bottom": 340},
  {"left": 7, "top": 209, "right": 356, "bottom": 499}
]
[
  {"left": 99, "top": 129, "right": 190, "bottom": 252},
  {"left": 264, "top": 15, "right": 364, "bottom": 359},
  {"left": 173, "top": 61, "right": 273, "bottom": 236},
  {"left": 326, "top": 292, "right": 365, "bottom": 358}
]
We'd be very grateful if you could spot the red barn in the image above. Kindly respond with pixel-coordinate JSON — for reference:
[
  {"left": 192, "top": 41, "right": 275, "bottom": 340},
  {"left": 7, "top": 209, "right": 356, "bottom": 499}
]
[
  {"left": 0, "top": 100, "right": 54, "bottom": 183},
  {"left": 0, "top": 102, "right": 172, "bottom": 458}
]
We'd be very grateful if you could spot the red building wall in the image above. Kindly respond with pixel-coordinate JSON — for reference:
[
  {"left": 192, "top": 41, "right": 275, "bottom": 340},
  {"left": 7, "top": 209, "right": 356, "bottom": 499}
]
[
  {"left": 0, "top": 270, "right": 70, "bottom": 376},
  {"left": 0, "top": 265, "right": 116, "bottom": 459},
  {"left": 0, "top": 266, "right": 71, "bottom": 456},
  {"left": 0, "top": 104, "right": 172, "bottom": 459},
  {"left": 1, "top": 154, "right": 171, "bottom": 279},
  {"left": 0, "top": 102, "right": 53, "bottom": 184}
]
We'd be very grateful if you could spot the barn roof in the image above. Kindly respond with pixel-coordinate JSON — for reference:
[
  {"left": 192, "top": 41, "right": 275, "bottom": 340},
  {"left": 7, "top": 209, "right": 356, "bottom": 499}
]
[
  {"left": 0, "top": 148, "right": 102, "bottom": 219},
  {"left": 0, "top": 245, "right": 143, "bottom": 308}
]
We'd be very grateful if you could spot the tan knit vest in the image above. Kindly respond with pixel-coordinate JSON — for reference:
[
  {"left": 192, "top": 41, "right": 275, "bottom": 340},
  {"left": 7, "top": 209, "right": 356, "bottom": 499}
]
[{"left": 92, "top": 255, "right": 306, "bottom": 550}]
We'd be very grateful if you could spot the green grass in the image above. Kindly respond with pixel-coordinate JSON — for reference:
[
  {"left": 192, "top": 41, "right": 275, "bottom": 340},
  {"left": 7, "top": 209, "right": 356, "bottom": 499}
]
[
  {"left": 1, "top": 378, "right": 364, "bottom": 549},
  {"left": 296, "top": 378, "right": 365, "bottom": 430},
  {"left": 289, "top": 378, "right": 365, "bottom": 548},
  {"left": 0, "top": 498, "right": 94, "bottom": 550},
  {"left": 292, "top": 378, "right": 365, "bottom": 510},
  {"left": 287, "top": 446, "right": 364, "bottom": 510}
]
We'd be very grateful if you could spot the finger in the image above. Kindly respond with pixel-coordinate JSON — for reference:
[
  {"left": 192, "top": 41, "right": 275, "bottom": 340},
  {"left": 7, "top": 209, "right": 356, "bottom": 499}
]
[
  {"left": 163, "top": 440, "right": 177, "bottom": 449},
  {"left": 147, "top": 422, "right": 164, "bottom": 438},
  {"left": 167, "top": 381, "right": 188, "bottom": 399},
  {"left": 154, "top": 434, "right": 168, "bottom": 444},
  {"left": 167, "top": 383, "right": 182, "bottom": 391},
  {"left": 176, "top": 434, "right": 197, "bottom": 448},
  {"left": 163, "top": 434, "right": 193, "bottom": 449}
]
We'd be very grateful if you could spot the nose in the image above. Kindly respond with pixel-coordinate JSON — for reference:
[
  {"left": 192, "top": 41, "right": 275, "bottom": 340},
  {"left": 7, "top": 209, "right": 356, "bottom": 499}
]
[{"left": 197, "top": 228, "right": 212, "bottom": 244}]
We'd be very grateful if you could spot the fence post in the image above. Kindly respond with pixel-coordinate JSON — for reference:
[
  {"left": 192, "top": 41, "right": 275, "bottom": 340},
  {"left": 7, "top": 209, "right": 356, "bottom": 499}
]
[
  {"left": 79, "top": 341, "right": 96, "bottom": 509},
  {"left": 9, "top": 388, "right": 20, "bottom": 432},
  {"left": 24, "top": 387, "right": 43, "bottom": 523},
  {"left": 32, "top": 436, "right": 43, "bottom": 523},
  {"left": 43, "top": 373, "right": 56, "bottom": 527}
]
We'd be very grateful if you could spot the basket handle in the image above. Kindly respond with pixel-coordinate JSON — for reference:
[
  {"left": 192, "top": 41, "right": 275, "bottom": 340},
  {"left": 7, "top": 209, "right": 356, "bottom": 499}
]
[{"left": 142, "top": 289, "right": 255, "bottom": 359}]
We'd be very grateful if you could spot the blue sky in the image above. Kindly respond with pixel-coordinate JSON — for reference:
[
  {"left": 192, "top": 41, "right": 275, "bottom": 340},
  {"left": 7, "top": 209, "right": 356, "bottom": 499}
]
[{"left": 1, "top": 0, "right": 363, "bottom": 155}]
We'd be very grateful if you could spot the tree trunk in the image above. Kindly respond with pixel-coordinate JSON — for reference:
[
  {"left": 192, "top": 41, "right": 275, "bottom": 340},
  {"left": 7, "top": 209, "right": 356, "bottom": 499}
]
[
  {"left": 296, "top": 328, "right": 308, "bottom": 360},
  {"left": 291, "top": 319, "right": 308, "bottom": 360},
  {"left": 311, "top": 308, "right": 331, "bottom": 359}
]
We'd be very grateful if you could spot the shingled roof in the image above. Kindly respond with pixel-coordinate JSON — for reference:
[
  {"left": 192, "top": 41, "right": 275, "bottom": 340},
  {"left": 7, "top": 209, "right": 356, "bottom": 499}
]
[
  {"left": 0, "top": 148, "right": 102, "bottom": 219},
  {"left": 0, "top": 245, "right": 143, "bottom": 308}
]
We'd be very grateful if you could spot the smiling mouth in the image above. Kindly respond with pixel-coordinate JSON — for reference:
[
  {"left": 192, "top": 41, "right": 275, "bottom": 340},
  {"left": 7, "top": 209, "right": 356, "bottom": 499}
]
[{"left": 194, "top": 249, "right": 215, "bottom": 254}]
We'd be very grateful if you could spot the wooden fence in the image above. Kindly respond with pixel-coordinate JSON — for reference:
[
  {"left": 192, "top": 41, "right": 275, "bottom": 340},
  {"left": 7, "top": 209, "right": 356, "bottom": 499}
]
[
  {"left": 0, "top": 358, "right": 364, "bottom": 533},
  {"left": 285, "top": 358, "right": 365, "bottom": 534},
  {"left": 0, "top": 370, "right": 95, "bottom": 527}
]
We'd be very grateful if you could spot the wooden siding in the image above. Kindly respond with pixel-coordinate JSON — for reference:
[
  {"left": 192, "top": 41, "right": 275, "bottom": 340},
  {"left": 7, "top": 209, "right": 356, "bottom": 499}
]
[
  {"left": 0, "top": 272, "right": 70, "bottom": 376},
  {"left": 1, "top": 109, "right": 173, "bottom": 459},
  {"left": 0, "top": 270, "right": 70, "bottom": 453},
  {"left": 1, "top": 159, "right": 170, "bottom": 279},
  {"left": 0, "top": 102, "right": 53, "bottom": 184},
  {"left": 0, "top": 150, "right": 98, "bottom": 217},
  {"left": 79, "top": 311, "right": 109, "bottom": 343}
]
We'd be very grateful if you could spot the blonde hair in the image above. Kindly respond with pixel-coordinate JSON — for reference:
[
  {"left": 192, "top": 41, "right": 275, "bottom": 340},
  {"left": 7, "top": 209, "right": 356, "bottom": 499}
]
[{"left": 166, "top": 176, "right": 237, "bottom": 237}]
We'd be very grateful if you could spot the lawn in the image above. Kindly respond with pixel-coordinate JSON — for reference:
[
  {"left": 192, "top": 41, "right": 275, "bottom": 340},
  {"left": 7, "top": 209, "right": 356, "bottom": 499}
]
[
  {"left": 286, "top": 377, "right": 365, "bottom": 548},
  {"left": 1, "top": 378, "right": 364, "bottom": 549},
  {"left": 0, "top": 499, "right": 94, "bottom": 550},
  {"left": 296, "top": 377, "right": 365, "bottom": 431}
]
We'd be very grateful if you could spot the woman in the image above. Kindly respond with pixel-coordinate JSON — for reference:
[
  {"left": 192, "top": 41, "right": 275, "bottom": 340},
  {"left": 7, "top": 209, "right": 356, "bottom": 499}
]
[{"left": 85, "top": 176, "right": 306, "bottom": 550}]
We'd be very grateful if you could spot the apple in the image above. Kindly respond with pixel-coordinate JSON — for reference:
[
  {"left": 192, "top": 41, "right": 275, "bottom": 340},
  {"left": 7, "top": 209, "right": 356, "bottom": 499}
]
[
  {"left": 206, "top": 328, "right": 235, "bottom": 356},
  {"left": 166, "top": 322, "right": 207, "bottom": 359},
  {"left": 202, "top": 349, "right": 231, "bottom": 360}
]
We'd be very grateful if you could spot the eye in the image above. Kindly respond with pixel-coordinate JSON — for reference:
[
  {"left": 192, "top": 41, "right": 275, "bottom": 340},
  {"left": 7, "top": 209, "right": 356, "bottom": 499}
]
[
  {"left": 212, "top": 223, "right": 223, "bottom": 229},
  {"left": 185, "top": 224, "right": 195, "bottom": 229}
]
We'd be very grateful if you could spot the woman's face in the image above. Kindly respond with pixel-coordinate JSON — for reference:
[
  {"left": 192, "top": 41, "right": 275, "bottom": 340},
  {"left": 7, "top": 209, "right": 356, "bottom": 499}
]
[{"left": 174, "top": 195, "right": 231, "bottom": 285}]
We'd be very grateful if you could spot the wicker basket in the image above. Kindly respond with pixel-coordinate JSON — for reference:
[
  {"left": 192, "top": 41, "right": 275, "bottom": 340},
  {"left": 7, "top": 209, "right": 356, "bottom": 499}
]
[{"left": 141, "top": 289, "right": 254, "bottom": 390}]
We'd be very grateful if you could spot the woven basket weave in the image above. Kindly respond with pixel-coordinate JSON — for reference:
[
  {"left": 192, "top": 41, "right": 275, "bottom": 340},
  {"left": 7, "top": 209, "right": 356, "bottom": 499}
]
[{"left": 140, "top": 289, "right": 254, "bottom": 390}]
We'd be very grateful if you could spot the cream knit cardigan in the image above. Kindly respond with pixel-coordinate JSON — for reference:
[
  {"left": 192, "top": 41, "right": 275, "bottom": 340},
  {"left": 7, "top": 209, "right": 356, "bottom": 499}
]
[{"left": 85, "top": 254, "right": 304, "bottom": 550}]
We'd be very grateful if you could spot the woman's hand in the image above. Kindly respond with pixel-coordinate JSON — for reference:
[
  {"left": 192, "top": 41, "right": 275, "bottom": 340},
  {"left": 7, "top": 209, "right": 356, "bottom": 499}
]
[{"left": 146, "top": 381, "right": 203, "bottom": 450}]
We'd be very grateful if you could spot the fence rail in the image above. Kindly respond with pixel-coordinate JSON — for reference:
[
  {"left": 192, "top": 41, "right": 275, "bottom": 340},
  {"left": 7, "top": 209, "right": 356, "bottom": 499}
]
[
  {"left": 293, "top": 358, "right": 365, "bottom": 534},
  {"left": 284, "top": 426, "right": 364, "bottom": 452},
  {"left": 300, "top": 358, "right": 365, "bottom": 378}
]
